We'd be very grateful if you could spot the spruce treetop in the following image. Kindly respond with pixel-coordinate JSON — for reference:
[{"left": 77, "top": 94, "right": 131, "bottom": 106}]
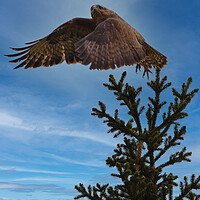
[{"left": 75, "top": 69, "right": 199, "bottom": 200}]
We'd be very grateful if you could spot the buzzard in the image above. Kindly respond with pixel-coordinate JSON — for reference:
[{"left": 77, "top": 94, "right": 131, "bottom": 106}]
[{"left": 5, "top": 5, "right": 167, "bottom": 77}]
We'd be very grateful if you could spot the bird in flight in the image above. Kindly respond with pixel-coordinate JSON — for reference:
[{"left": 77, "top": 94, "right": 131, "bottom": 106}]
[{"left": 5, "top": 5, "right": 167, "bottom": 77}]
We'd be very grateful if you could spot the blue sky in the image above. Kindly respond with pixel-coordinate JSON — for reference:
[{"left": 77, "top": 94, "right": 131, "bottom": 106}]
[{"left": 0, "top": 0, "right": 200, "bottom": 199}]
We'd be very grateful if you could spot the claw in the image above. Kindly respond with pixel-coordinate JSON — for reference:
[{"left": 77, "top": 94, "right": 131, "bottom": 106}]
[
  {"left": 142, "top": 66, "right": 152, "bottom": 79},
  {"left": 136, "top": 64, "right": 142, "bottom": 73}
]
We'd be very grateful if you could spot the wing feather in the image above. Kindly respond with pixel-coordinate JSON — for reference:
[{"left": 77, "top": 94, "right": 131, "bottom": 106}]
[
  {"left": 76, "top": 18, "right": 146, "bottom": 70},
  {"left": 5, "top": 18, "right": 96, "bottom": 69},
  {"left": 6, "top": 49, "right": 29, "bottom": 58}
]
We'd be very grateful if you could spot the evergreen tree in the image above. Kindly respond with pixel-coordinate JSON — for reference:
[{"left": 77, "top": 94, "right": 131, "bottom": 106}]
[{"left": 74, "top": 69, "right": 200, "bottom": 200}]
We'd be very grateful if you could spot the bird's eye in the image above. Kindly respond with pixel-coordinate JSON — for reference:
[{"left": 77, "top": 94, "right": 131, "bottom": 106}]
[{"left": 98, "top": 5, "right": 103, "bottom": 10}]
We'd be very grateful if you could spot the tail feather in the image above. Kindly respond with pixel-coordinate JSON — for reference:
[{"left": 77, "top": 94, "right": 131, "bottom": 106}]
[
  {"left": 142, "top": 42, "right": 167, "bottom": 69},
  {"left": 135, "top": 42, "right": 167, "bottom": 78}
]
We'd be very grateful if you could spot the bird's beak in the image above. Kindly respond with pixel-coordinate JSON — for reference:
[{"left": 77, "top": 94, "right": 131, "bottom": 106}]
[{"left": 91, "top": 5, "right": 100, "bottom": 13}]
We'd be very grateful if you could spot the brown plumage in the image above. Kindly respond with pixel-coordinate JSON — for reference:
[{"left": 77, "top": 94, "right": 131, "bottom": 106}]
[{"left": 5, "top": 5, "right": 167, "bottom": 77}]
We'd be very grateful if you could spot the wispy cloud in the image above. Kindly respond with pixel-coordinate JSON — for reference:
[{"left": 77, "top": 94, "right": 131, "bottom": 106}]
[
  {"left": 0, "top": 197, "right": 8, "bottom": 200},
  {"left": 49, "top": 102, "right": 82, "bottom": 112},
  {"left": 0, "top": 182, "right": 73, "bottom": 195},
  {"left": 47, "top": 153, "right": 106, "bottom": 167},
  {"left": 0, "top": 166, "right": 70, "bottom": 175},
  {"left": 48, "top": 129, "right": 116, "bottom": 146},
  {"left": 188, "top": 106, "right": 200, "bottom": 114},
  {"left": 12, "top": 177, "right": 75, "bottom": 182},
  {"left": 0, "top": 111, "right": 33, "bottom": 131},
  {"left": 188, "top": 145, "right": 200, "bottom": 163},
  {"left": 0, "top": 110, "right": 116, "bottom": 146}
]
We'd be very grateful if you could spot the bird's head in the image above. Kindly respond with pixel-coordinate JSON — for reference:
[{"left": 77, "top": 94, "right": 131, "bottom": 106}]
[{"left": 91, "top": 5, "right": 118, "bottom": 24}]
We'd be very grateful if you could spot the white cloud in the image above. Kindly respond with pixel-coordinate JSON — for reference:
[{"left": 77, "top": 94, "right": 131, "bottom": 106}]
[
  {"left": 49, "top": 103, "right": 82, "bottom": 112},
  {"left": 47, "top": 153, "right": 106, "bottom": 168},
  {"left": 188, "top": 107, "right": 200, "bottom": 114},
  {"left": 0, "top": 110, "right": 116, "bottom": 146},
  {"left": 0, "top": 111, "right": 33, "bottom": 131},
  {"left": 12, "top": 177, "right": 78, "bottom": 183},
  {"left": 48, "top": 128, "right": 116, "bottom": 146},
  {"left": 0, "top": 198, "right": 8, "bottom": 200},
  {"left": 188, "top": 145, "right": 200, "bottom": 163},
  {"left": 0, "top": 181, "right": 72, "bottom": 195},
  {"left": 0, "top": 182, "right": 19, "bottom": 189},
  {"left": 0, "top": 166, "right": 70, "bottom": 175}
]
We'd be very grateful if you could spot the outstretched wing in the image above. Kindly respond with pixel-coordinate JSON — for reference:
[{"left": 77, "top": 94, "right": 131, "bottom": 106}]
[
  {"left": 75, "top": 18, "right": 146, "bottom": 70},
  {"left": 5, "top": 18, "right": 96, "bottom": 69}
]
